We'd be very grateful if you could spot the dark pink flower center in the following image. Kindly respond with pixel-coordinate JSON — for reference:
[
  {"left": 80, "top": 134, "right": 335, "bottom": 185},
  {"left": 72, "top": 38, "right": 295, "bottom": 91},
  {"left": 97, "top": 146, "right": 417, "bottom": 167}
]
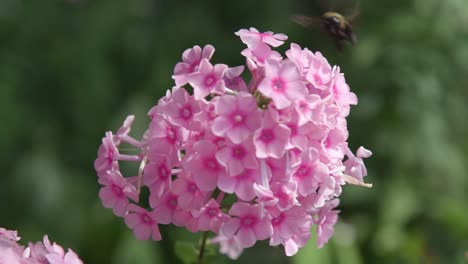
[
  {"left": 168, "top": 197, "right": 178, "bottom": 208},
  {"left": 111, "top": 184, "right": 124, "bottom": 198},
  {"left": 288, "top": 124, "right": 298, "bottom": 136},
  {"left": 271, "top": 78, "right": 286, "bottom": 92},
  {"left": 259, "top": 32, "right": 271, "bottom": 39},
  {"left": 189, "top": 60, "right": 201, "bottom": 72},
  {"left": 159, "top": 166, "right": 169, "bottom": 179},
  {"left": 204, "top": 158, "right": 219, "bottom": 170},
  {"left": 141, "top": 213, "right": 154, "bottom": 225},
  {"left": 208, "top": 208, "right": 218, "bottom": 216},
  {"left": 259, "top": 129, "right": 275, "bottom": 143},
  {"left": 237, "top": 172, "right": 251, "bottom": 180},
  {"left": 271, "top": 214, "right": 284, "bottom": 226},
  {"left": 204, "top": 74, "right": 217, "bottom": 88},
  {"left": 324, "top": 137, "right": 332, "bottom": 148},
  {"left": 166, "top": 128, "right": 177, "bottom": 142},
  {"left": 232, "top": 113, "right": 244, "bottom": 124},
  {"left": 232, "top": 146, "right": 246, "bottom": 159},
  {"left": 295, "top": 165, "right": 310, "bottom": 178},
  {"left": 107, "top": 148, "right": 115, "bottom": 164},
  {"left": 188, "top": 183, "right": 198, "bottom": 193},
  {"left": 275, "top": 189, "right": 287, "bottom": 200},
  {"left": 241, "top": 216, "right": 256, "bottom": 227},
  {"left": 214, "top": 138, "right": 226, "bottom": 149},
  {"left": 298, "top": 101, "right": 308, "bottom": 111},
  {"left": 180, "top": 106, "right": 192, "bottom": 119}
]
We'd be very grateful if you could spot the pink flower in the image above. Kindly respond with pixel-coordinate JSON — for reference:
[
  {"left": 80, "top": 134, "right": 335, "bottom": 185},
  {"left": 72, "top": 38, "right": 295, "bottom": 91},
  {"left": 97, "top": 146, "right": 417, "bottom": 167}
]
[
  {"left": 115, "top": 115, "right": 134, "bottom": 143},
  {"left": 0, "top": 228, "right": 20, "bottom": 242},
  {"left": 268, "top": 206, "right": 312, "bottom": 256},
  {"left": 30, "top": 235, "right": 83, "bottom": 264},
  {"left": 240, "top": 43, "right": 282, "bottom": 66},
  {"left": 329, "top": 67, "right": 358, "bottom": 116},
  {"left": 210, "top": 235, "right": 243, "bottom": 260},
  {"left": 253, "top": 109, "right": 291, "bottom": 159},
  {"left": 285, "top": 43, "right": 313, "bottom": 75},
  {"left": 196, "top": 199, "right": 230, "bottom": 233},
  {"left": 148, "top": 115, "right": 185, "bottom": 163},
  {"left": 220, "top": 202, "right": 273, "bottom": 248},
  {"left": 173, "top": 44, "right": 215, "bottom": 86},
  {"left": 323, "top": 125, "right": 348, "bottom": 160},
  {"left": 0, "top": 228, "right": 84, "bottom": 264},
  {"left": 165, "top": 87, "right": 202, "bottom": 130},
  {"left": 212, "top": 92, "right": 261, "bottom": 144},
  {"left": 187, "top": 59, "right": 228, "bottom": 100},
  {"left": 183, "top": 140, "right": 227, "bottom": 192},
  {"left": 236, "top": 28, "right": 287, "bottom": 49},
  {"left": 113, "top": 115, "right": 144, "bottom": 149},
  {"left": 143, "top": 155, "right": 172, "bottom": 198},
  {"left": 0, "top": 248, "right": 24, "bottom": 264},
  {"left": 258, "top": 59, "right": 306, "bottom": 109},
  {"left": 216, "top": 139, "right": 258, "bottom": 176},
  {"left": 315, "top": 199, "right": 340, "bottom": 248},
  {"left": 267, "top": 182, "right": 299, "bottom": 211},
  {"left": 172, "top": 173, "right": 210, "bottom": 210},
  {"left": 148, "top": 88, "right": 173, "bottom": 119},
  {"left": 223, "top": 66, "right": 247, "bottom": 92},
  {"left": 98, "top": 170, "right": 139, "bottom": 217},
  {"left": 124, "top": 204, "right": 162, "bottom": 241},
  {"left": 94, "top": 118, "right": 143, "bottom": 185},
  {"left": 0, "top": 228, "right": 24, "bottom": 260},
  {"left": 245, "top": 57, "right": 265, "bottom": 91},
  {"left": 94, "top": 132, "right": 119, "bottom": 183},
  {"left": 306, "top": 52, "right": 333, "bottom": 90},
  {"left": 344, "top": 146, "right": 372, "bottom": 182},
  {"left": 291, "top": 147, "right": 330, "bottom": 196},
  {"left": 150, "top": 191, "right": 179, "bottom": 224},
  {"left": 93, "top": 28, "right": 371, "bottom": 259},
  {"left": 264, "top": 156, "right": 287, "bottom": 182},
  {"left": 293, "top": 94, "right": 324, "bottom": 126},
  {"left": 28, "top": 240, "right": 49, "bottom": 263},
  {"left": 218, "top": 168, "right": 262, "bottom": 201},
  {"left": 173, "top": 209, "right": 199, "bottom": 233},
  {"left": 282, "top": 227, "right": 311, "bottom": 256},
  {"left": 280, "top": 107, "right": 315, "bottom": 151}
]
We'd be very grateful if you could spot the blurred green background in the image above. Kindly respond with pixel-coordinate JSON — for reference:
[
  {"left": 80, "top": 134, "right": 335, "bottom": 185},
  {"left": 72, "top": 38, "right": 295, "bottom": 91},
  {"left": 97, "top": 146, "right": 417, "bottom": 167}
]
[{"left": 1, "top": 0, "right": 468, "bottom": 263}]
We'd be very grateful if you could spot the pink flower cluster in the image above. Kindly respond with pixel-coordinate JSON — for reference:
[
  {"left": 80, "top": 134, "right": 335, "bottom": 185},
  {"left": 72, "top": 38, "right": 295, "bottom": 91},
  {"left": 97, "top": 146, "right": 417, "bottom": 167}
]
[
  {"left": 94, "top": 28, "right": 371, "bottom": 258},
  {"left": 0, "top": 228, "right": 83, "bottom": 264}
]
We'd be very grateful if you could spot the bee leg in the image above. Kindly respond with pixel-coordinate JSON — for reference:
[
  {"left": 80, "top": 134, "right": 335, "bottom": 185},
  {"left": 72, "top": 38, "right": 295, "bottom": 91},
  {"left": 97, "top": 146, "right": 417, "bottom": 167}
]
[
  {"left": 344, "top": 25, "right": 357, "bottom": 45},
  {"left": 349, "top": 32, "right": 357, "bottom": 45},
  {"left": 335, "top": 40, "right": 344, "bottom": 52}
]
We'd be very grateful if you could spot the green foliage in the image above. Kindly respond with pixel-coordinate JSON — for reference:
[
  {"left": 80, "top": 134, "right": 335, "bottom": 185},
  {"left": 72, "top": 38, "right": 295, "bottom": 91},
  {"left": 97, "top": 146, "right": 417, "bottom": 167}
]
[
  {"left": 174, "top": 241, "right": 199, "bottom": 264},
  {"left": 1, "top": 0, "right": 467, "bottom": 263}
]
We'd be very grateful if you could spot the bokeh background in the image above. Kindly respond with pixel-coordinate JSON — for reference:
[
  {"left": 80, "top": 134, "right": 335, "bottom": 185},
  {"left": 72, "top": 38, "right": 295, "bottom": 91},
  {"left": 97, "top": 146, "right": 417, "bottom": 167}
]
[{"left": 1, "top": 0, "right": 468, "bottom": 263}]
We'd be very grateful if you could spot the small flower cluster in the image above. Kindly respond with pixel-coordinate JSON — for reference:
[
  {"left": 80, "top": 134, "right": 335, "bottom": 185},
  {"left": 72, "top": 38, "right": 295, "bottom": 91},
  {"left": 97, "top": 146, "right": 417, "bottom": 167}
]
[
  {"left": 0, "top": 228, "right": 83, "bottom": 264},
  {"left": 94, "top": 28, "right": 371, "bottom": 258}
]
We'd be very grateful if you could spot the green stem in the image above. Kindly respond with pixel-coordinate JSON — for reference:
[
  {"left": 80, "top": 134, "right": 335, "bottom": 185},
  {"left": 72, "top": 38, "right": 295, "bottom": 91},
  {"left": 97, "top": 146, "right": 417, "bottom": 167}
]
[{"left": 197, "top": 232, "right": 209, "bottom": 264}]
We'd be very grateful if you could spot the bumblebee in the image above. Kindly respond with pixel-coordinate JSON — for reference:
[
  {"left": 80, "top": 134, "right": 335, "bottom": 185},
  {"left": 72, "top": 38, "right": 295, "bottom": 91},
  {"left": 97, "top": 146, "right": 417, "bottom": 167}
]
[{"left": 291, "top": 2, "right": 359, "bottom": 51}]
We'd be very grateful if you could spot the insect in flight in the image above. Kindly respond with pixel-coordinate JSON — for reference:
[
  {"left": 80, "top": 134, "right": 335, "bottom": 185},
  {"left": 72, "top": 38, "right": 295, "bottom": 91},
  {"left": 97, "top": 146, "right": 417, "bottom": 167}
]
[{"left": 291, "top": 0, "right": 360, "bottom": 51}]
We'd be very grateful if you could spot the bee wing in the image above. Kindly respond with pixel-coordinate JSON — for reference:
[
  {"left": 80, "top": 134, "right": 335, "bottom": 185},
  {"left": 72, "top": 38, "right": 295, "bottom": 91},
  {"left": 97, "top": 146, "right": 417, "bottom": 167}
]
[
  {"left": 290, "top": 14, "right": 321, "bottom": 28},
  {"left": 346, "top": 0, "right": 360, "bottom": 22}
]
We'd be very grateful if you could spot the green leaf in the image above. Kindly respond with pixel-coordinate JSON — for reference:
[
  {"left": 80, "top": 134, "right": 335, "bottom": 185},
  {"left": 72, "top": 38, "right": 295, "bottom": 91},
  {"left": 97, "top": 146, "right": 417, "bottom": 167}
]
[
  {"left": 334, "top": 223, "right": 363, "bottom": 264},
  {"left": 292, "top": 226, "right": 331, "bottom": 264},
  {"left": 113, "top": 232, "right": 162, "bottom": 264},
  {"left": 174, "top": 241, "right": 198, "bottom": 264}
]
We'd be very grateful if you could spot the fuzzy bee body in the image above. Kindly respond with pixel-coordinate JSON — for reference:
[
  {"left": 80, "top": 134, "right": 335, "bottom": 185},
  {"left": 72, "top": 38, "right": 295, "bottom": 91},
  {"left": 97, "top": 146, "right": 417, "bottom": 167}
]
[
  {"left": 321, "top": 12, "right": 357, "bottom": 50},
  {"left": 291, "top": 2, "right": 359, "bottom": 51}
]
